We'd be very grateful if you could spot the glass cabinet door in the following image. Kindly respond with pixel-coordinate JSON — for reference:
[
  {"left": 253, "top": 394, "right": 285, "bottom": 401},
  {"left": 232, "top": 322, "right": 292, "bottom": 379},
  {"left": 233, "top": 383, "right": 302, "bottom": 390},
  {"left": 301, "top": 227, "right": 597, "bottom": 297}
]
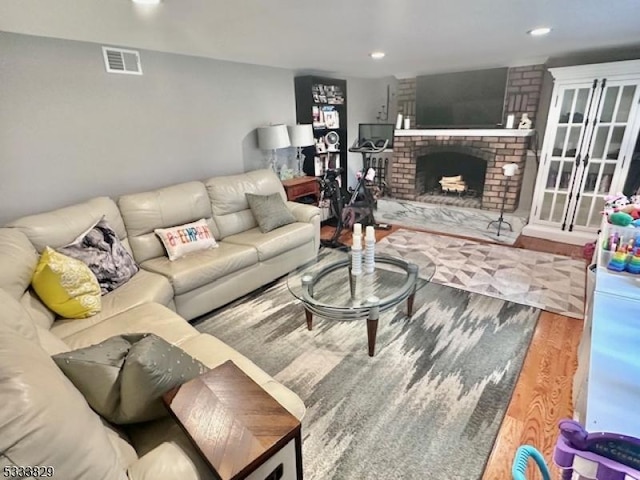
[
  {"left": 569, "top": 81, "right": 640, "bottom": 231},
  {"left": 535, "top": 84, "right": 596, "bottom": 226}
]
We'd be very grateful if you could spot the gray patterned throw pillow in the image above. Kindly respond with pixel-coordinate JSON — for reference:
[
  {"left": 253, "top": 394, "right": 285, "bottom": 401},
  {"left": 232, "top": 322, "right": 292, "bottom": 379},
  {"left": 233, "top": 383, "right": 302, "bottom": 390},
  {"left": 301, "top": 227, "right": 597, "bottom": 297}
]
[
  {"left": 59, "top": 217, "right": 139, "bottom": 295},
  {"left": 246, "top": 192, "right": 296, "bottom": 233}
]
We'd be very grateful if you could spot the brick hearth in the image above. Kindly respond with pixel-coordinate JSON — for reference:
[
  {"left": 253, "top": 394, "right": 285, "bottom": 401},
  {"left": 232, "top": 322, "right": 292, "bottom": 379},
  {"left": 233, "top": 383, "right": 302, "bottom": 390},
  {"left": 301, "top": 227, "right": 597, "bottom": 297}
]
[{"left": 390, "top": 133, "right": 530, "bottom": 212}]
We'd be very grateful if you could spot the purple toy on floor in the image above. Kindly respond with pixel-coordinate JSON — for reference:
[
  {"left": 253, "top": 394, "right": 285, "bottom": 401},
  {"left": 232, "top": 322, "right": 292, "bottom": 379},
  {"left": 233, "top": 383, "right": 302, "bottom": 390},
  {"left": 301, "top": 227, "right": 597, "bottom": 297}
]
[{"left": 554, "top": 419, "right": 640, "bottom": 479}]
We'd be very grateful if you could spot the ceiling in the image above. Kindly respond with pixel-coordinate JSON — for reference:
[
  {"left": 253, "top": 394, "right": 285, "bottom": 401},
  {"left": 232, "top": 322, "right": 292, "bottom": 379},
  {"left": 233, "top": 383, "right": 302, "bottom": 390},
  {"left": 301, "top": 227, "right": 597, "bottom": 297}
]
[{"left": 1, "top": 0, "right": 639, "bottom": 78}]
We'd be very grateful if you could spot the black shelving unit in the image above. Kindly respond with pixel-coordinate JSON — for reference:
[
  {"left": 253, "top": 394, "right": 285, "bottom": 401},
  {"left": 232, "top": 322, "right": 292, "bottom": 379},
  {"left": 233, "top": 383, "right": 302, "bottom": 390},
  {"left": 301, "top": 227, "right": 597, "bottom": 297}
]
[{"left": 294, "top": 76, "right": 348, "bottom": 188}]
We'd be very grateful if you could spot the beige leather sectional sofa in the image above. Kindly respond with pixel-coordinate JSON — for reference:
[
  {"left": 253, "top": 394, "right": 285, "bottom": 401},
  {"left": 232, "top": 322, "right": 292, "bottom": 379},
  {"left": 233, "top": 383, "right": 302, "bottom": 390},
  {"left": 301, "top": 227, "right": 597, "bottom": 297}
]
[{"left": 0, "top": 169, "right": 320, "bottom": 480}]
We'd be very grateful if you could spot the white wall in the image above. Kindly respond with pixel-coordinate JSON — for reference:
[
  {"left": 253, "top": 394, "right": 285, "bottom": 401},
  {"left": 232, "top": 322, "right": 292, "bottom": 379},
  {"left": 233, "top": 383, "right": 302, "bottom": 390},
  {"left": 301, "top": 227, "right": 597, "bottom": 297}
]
[
  {"left": 346, "top": 76, "right": 397, "bottom": 188},
  {"left": 0, "top": 33, "right": 297, "bottom": 224}
]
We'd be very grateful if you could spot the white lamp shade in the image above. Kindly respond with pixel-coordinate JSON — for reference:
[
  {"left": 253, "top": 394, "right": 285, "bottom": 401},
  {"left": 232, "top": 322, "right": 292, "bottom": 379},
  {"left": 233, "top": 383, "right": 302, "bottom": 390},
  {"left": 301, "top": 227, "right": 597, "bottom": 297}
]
[
  {"left": 257, "top": 124, "right": 290, "bottom": 150},
  {"left": 287, "top": 124, "right": 314, "bottom": 147}
]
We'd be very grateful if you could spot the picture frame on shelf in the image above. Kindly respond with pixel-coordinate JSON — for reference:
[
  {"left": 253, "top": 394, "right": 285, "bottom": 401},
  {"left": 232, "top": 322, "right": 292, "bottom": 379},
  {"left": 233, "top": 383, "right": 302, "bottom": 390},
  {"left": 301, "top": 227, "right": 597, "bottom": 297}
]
[{"left": 323, "top": 108, "right": 340, "bottom": 128}]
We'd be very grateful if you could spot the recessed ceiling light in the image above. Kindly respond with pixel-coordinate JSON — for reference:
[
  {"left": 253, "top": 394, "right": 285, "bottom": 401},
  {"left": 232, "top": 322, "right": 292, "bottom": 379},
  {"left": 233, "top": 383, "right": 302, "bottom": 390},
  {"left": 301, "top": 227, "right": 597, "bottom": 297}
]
[
  {"left": 528, "top": 27, "right": 551, "bottom": 36},
  {"left": 132, "top": 0, "right": 161, "bottom": 4},
  {"left": 370, "top": 51, "right": 385, "bottom": 60}
]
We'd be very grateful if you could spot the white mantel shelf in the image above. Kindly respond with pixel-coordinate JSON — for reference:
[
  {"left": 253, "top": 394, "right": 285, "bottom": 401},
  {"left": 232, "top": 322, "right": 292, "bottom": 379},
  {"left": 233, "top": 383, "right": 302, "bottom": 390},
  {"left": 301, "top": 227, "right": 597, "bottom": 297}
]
[{"left": 394, "top": 129, "right": 535, "bottom": 137}]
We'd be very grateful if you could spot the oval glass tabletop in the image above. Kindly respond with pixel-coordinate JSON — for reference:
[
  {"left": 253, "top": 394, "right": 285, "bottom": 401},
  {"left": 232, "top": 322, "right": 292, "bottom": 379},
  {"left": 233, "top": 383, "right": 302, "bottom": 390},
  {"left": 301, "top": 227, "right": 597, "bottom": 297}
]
[{"left": 286, "top": 248, "right": 436, "bottom": 315}]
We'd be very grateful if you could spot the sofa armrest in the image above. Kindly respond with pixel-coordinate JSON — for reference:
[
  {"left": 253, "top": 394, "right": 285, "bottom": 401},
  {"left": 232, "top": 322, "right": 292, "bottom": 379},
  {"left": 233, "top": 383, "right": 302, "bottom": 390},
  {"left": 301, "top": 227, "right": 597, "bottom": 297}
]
[
  {"left": 286, "top": 201, "right": 320, "bottom": 223},
  {"left": 286, "top": 202, "right": 321, "bottom": 252}
]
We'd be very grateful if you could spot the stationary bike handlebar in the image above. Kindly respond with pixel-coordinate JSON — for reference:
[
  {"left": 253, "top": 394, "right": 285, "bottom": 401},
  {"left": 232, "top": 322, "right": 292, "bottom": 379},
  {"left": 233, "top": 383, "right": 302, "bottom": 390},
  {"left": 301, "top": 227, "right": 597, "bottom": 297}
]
[{"left": 349, "top": 138, "right": 389, "bottom": 154}]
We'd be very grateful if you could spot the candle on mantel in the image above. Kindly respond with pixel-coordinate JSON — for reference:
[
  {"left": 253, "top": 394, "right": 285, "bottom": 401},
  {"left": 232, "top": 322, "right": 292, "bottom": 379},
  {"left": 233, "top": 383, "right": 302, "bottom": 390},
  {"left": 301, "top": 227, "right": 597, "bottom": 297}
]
[{"left": 353, "top": 223, "right": 362, "bottom": 236}]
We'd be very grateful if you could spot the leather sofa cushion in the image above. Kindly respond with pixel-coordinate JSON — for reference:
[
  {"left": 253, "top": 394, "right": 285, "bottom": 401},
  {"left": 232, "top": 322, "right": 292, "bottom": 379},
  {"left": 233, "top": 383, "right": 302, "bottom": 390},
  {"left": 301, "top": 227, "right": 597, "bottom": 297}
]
[
  {"left": 35, "top": 324, "right": 71, "bottom": 355},
  {"left": 205, "top": 169, "right": 287, "bottom": 239},
  {"left": 0, "top": 329, "right": 127, "bottom": 480},
  {"left": 127, "top": 421, "right": 216, "bottom": 480},
  {"left": 103, "top": 421, "right": 139, "bottom": 471},
  {"left": 50, "top": 269, "right": 174, "bottom": 340},
  {"left": 118, "top": 182, "right": 220, "bottom": 264},
  {"left": 141, "top": 242, "right": 257, "bottom": 295},
  {"left": 0, "top": 289, "right": 37, "bottom": 342},
  {"left": 223, "top": 222, "right": 315, "bottom": 262},
  {"left": 20, "top": 290, "right": 56, "bottom": 329},
  {"left": 59, "top": 302, "right": 198, "bottom": 350},
  {"left": 7, "top": 197, "right": 129, "bottom": 253},
  {"left": 175, "top": 334, "right": 306, "bottom": 420},
  {"left": 0, "top": 228, "right": 39, "bottom": 299}
]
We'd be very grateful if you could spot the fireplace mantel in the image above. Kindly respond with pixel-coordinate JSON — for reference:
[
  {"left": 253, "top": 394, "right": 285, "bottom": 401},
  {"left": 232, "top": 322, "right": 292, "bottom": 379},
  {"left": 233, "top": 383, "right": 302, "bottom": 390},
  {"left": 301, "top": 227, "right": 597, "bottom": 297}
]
[{"left": 394, "top": 129, "right": 534, "bottom": 138}]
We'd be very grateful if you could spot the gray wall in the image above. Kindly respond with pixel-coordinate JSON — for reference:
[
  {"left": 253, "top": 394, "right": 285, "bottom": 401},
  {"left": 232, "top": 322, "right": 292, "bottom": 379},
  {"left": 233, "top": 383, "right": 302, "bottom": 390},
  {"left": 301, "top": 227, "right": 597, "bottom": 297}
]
[{"left": 0, "top": 32, "right": 297, "bottom": 224}]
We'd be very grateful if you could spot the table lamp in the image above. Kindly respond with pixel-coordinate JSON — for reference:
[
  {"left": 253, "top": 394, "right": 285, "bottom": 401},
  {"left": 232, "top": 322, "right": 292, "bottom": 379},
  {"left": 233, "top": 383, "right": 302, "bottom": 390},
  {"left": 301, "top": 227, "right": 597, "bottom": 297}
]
[
  {"left": 287, "top": 124, "right": 314, "bottom": 177},
  {"left": 257, "top": 124, "right": 290, "bottom": 173}
]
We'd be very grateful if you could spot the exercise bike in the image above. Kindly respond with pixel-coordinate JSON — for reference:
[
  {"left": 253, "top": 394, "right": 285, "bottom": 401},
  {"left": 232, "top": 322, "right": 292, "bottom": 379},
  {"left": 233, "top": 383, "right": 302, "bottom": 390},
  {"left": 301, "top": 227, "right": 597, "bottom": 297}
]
[{"left": 318, "top": 138, "right": 390, "bottom": 248}]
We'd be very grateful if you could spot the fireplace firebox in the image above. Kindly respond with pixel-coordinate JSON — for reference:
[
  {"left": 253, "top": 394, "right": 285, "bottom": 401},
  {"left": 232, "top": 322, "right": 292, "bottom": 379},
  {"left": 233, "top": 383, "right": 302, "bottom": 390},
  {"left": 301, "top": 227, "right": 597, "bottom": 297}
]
[{"left": 390, "top": 130, "right": 532, "bottom": 212}]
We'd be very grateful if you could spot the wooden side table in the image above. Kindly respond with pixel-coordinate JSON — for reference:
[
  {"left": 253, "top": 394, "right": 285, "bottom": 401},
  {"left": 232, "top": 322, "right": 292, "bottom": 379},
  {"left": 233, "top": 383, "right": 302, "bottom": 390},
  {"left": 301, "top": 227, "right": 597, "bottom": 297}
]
[
  {"left": 281, "top": 176, "right": 320, "bottom": 204},
  {"left": 163, "top": 360, "right": 303, "bottom": 480}
]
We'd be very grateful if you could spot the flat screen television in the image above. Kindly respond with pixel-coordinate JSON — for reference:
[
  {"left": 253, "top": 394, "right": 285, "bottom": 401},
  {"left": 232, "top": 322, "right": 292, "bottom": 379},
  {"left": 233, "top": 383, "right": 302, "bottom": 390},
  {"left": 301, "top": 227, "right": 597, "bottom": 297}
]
[
  {"left": 357, "top": 123, "right": 394, "bottom": 149},
  {"left": 415, "top": 67, "right": 508, "bottom": 128}
]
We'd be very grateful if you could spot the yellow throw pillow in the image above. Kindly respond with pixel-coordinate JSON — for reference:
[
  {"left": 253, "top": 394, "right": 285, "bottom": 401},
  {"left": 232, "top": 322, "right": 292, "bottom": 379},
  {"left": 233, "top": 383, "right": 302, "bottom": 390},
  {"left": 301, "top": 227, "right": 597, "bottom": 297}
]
[{"left": 32, "top": 247, "right": 101, "bottom": 319}]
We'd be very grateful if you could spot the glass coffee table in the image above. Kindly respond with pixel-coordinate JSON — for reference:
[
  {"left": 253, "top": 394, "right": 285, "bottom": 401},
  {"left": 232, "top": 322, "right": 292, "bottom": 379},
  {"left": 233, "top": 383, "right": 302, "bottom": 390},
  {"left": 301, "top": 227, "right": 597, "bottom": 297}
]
[{"left": 287, "top": 249, "right": 436, "bottom": 356}]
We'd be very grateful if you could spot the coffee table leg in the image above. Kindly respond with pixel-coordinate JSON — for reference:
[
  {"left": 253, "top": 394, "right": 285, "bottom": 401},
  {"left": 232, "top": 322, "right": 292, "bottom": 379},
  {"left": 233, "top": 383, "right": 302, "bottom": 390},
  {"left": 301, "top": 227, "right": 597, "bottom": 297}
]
[
  {"left": 305, "top": 308, "right": 313, "bottom": 330},
  {"left": 407, "top": 288, "right": 416, "bottom": 317},
  {"left": 367, "top": 306, "right": 380, "bottom": 357}
]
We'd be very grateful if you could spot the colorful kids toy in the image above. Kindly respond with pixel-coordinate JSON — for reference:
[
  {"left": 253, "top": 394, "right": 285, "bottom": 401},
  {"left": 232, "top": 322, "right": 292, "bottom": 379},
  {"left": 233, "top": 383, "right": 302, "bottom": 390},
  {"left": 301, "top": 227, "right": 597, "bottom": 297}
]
[
  {"left": 608, "top": 250, "right": 629, "bottom": 272},
  {"left": 627, "top": 252, "right": 640, "bottom": 274}
]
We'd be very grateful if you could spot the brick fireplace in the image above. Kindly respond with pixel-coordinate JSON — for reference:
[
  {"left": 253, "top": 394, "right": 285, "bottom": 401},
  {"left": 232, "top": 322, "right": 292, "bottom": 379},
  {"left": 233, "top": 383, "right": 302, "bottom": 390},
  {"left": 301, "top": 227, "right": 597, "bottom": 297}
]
[
  {"left": 391, "top": 64, "right": 544, "bottom": 212},
  {"left": 390, "top": 130, "right": 532, "bottom": 212}
]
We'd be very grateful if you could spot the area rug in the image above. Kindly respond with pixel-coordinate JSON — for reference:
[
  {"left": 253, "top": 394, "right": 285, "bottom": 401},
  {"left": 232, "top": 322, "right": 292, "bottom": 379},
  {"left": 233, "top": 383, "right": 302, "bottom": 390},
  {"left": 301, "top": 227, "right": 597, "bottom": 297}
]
[
  {"left": 195, "top": 277, "right": 540, "bottom": 480},
  {"left": 377, "top": 228, "right": 586, "bottom": 319},
  {"left": 376, "top": 198, "right": 528, "bottom": 245}
]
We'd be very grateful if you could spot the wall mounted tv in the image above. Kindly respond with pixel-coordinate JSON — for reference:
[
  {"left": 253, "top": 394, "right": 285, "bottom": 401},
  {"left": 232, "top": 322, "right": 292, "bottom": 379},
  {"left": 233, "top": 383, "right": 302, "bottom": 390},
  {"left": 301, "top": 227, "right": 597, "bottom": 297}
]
[{"left": 415, "top": 67, "right": 508, "bottom": 128}]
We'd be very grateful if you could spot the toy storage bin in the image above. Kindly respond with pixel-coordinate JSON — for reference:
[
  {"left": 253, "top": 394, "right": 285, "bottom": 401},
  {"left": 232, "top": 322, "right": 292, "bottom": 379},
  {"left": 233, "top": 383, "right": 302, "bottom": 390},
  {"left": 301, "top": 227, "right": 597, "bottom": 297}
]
[{"left": 595, "top": 223, "right": 640, "bottom": 296}]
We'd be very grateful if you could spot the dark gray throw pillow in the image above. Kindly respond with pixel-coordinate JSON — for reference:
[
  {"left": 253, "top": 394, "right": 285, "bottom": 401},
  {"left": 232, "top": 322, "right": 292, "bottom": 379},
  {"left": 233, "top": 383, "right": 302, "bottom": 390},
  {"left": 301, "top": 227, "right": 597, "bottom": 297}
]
[
  {"left": 52, "top": 333, "right": 208, "bottom": 424},
  {"left": 58, "top": 217, "right": 139, "bottom": 295},
  {"left": 246, "top": 192, "right": 297, "bottom": 233}
]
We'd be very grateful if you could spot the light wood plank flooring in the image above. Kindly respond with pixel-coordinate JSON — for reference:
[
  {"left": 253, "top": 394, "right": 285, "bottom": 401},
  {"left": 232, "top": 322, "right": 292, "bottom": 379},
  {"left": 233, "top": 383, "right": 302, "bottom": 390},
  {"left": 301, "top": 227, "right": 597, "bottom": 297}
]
[{"left": 320, "top": 223, "right": 583, "bottom": 479}]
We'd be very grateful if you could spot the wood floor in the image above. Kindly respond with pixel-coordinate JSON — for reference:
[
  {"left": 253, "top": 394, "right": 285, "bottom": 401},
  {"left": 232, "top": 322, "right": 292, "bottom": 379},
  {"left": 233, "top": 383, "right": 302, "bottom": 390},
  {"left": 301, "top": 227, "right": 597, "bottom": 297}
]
[{"left": 320, "top": 223, "right": 583, "bottom": 479}]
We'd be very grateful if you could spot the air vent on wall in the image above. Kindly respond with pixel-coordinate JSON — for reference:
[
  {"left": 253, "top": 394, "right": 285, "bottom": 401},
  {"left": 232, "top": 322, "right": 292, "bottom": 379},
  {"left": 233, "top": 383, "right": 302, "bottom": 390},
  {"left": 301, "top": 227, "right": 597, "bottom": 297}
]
[{"left": 102, "top": 46, "right": 143, "bottom": 75}]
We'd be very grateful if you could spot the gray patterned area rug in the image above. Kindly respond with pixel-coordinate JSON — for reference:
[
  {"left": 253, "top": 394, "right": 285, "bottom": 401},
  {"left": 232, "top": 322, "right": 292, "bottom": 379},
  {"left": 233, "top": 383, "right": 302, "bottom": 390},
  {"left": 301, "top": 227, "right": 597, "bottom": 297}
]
[
  {"left": 377, "top": 229, "right": 586, "bottom": 319},
  {"left": 195, "top": 273, "right": 540, "bottom": 480},
  {"left": 376, "top": 198, "right": 528, "bottom": 245}
]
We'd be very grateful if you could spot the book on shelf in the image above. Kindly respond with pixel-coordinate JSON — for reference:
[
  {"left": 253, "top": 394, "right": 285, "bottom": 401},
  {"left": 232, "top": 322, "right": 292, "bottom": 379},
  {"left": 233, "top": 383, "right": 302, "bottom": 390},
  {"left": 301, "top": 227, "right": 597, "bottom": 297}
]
[
  {"left": 311, "top": 83, "right": 345, "bottom": 105},
  {"left": 312, "top": 106, "right": 325, "bottom": 128}
]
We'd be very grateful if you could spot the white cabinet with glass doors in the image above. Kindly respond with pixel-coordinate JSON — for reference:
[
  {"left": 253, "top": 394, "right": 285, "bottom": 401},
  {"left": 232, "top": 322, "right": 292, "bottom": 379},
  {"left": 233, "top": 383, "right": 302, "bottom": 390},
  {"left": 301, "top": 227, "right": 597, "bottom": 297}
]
[{"left": 530, "top": 60, "right": 640, "bottom": 239}]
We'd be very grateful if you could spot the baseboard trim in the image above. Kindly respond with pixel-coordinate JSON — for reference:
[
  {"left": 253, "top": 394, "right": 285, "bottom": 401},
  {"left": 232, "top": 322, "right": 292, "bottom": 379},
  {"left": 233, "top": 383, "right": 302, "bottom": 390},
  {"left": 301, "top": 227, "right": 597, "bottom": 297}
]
[{"left": 521, "top": 224, "right": 597, "bottom": 246}]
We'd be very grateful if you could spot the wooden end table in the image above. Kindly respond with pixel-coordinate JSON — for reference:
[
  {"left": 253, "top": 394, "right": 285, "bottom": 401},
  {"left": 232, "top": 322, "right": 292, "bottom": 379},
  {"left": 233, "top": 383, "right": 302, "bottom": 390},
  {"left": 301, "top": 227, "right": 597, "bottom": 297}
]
[
  {"left": 281, "top": 176, "right": 320, "bottom": 204},
  {"left": 163, "top": 360, "right": 303, "bottom": 480}
]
